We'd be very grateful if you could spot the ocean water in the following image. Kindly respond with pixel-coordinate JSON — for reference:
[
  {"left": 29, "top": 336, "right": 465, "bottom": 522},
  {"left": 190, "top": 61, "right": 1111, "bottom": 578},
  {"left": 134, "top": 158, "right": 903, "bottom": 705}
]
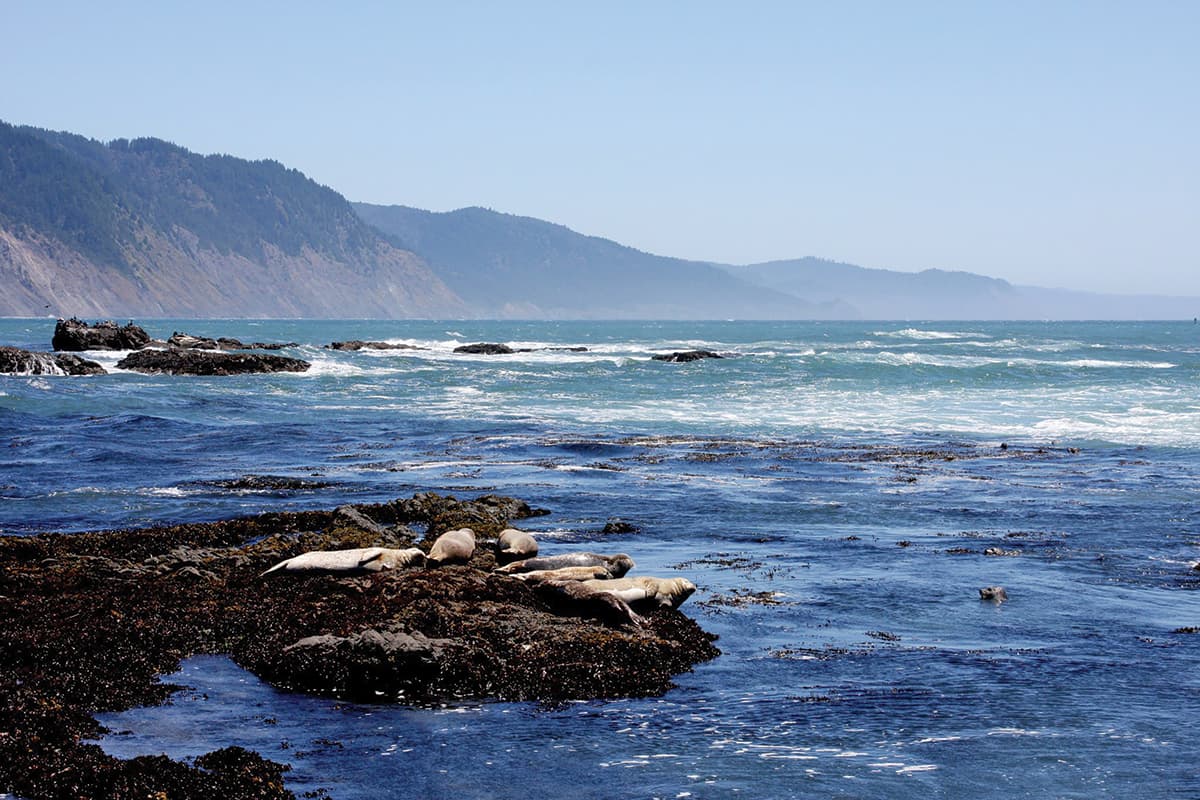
[{"left": 2, "top": 318, "right": 1199, "bottom": 798}]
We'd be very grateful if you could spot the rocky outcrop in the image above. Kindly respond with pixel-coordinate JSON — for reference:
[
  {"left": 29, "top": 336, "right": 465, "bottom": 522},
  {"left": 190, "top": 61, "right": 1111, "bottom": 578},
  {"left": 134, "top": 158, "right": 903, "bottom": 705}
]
[
  {"left": 52, "top": 317, "right": 151, "bottom": 351},
  {"left": 651, "top": 350, "right": 724, "bottom": 362},
  {"left": 454, "top": 342, "right": 516, "bottom": 355},
  {"left": 387, "top": 491, "right": 549, "bottom": 539},
  {"left": 0, "top": 345, "right": 106, "bottom": 375},
  {"left": 326, "top": 340, "right": 425, "bottom": 351},
  {"left": 168, "top": 333, "right": 298, "bottom": 351},
  {"left": 0, "top": 494, "right": 717, "bottom": 799},
  {"left": 116, "top": 349, "right": 311, "bottom": 375}
]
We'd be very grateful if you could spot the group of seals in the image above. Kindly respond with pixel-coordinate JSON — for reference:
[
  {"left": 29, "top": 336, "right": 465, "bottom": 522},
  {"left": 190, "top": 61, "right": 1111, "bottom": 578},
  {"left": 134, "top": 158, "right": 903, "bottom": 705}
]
[
  {"left": 261, "top": 519, "right": 698, "bottom": 628},
  {"left": 493, "top": 537, "right": 695, "bottom": 627}
]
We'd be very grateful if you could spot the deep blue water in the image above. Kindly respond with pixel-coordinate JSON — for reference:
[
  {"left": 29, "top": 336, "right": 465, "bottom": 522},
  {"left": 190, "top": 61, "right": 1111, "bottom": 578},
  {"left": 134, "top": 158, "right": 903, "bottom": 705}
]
[{"left": 2, "top": 319, "right": 1199, "bottom": 798}]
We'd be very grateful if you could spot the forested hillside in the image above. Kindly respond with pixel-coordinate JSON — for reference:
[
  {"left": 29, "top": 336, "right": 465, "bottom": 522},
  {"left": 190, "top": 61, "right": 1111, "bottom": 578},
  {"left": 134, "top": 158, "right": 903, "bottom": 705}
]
[{"left": 0, "top": 122, "right": 463, "bottom": 318}]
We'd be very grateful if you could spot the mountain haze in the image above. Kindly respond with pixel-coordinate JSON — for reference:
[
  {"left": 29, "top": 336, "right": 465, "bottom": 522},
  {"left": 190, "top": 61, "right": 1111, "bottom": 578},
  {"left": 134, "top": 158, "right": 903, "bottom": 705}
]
[
  {"left": 353, "top": 204, "right": 836, "bottom": 319},
  {"left": 1, "top": 120, "right": 1193, "bottom": 321},
  {"left": 728, "top": 258, "right": 1200, "bottom": 320},
  {"left": 0, "top": 122, "right": 463, "bottom": 318}
]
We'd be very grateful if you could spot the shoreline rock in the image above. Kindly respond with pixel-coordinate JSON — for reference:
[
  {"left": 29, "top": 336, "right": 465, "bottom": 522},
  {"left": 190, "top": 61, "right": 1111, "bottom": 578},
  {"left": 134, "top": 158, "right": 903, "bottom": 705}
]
[
  {"left": 52, "top": 317, "right": 151, "bottom": 351},
  {"left": 116, "top": 349, "right": 311, "bottom": 375},
  {"left": 0, "top": 492, "right": 718, "bottom": 799}
]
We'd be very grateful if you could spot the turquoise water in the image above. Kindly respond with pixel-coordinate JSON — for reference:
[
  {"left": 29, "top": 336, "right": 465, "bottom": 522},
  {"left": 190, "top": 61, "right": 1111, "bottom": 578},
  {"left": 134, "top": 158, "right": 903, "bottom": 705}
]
[{"left": 2, "top": 319, "right": 1199, "bottom": 798}]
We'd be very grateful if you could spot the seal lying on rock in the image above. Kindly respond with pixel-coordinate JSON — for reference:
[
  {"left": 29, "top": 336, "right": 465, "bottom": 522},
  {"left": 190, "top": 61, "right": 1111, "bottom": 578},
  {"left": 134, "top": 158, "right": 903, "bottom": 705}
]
[
  {"left": 495, "top": 552, "right": 634, "bottom": 577},
  {"left": 495, "top": 528, "right": 538, "bottom": 565},
  {"left": 508, "top": 565, "right": 612, "bottom": 583},
  {"left": 262, "top": 546, "right": 425, "bottom": 576},
  {"left": 428, "top": 528, "right": 476, "bottom": 566},
  {"left": 531, "top": 579, "right": 647, "bottom": 628},
  {"left": 583, "top": 576, "right": 697, "bottom": 609}
]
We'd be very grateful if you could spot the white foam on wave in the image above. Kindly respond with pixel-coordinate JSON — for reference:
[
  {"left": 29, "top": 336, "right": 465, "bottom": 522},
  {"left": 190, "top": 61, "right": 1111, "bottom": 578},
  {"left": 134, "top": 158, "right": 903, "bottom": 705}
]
[
  {"left": 1062, "top": 359, "right": 1175, "bottom": 369},
  {"left": 875, "top": 328, "right": 985, "bottom": 340}
]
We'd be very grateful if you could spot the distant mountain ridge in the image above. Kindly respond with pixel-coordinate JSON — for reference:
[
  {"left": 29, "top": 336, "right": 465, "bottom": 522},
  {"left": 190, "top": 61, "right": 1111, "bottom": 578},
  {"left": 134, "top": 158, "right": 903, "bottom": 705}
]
[
  {"left": 352, "top": 204, "right": 835, "bottom": 319},
  {"left": 2, "top": 120, "right": 1194, "bottom": 320},
  {"left": 727, "top": 257, "right": 1200, "bottom": 320},
  {"left": 0, "top": 122, "right": 463, "bottom": 318}
]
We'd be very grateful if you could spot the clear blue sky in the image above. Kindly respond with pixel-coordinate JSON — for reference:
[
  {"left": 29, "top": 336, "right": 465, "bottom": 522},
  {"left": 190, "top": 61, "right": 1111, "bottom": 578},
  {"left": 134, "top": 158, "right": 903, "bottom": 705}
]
[{"left": 4, "top": 1, "right": 1197, "bottom": 294}]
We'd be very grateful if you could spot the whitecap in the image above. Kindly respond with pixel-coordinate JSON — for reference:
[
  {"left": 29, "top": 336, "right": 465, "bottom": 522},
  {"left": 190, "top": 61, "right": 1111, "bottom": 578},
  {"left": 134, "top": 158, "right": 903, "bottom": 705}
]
[{"left": 874, "top": 328, "right": 985, "bottom": 340}]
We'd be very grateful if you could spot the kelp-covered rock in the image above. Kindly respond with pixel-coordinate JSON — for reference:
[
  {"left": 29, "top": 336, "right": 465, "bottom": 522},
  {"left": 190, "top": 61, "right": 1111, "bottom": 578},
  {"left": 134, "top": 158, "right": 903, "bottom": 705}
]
[
  {"left": 52, "top": 317, "right": 151, "bottom": 351},
  {"left": 117, "top": 348, "right": 311, "bottom": 375},
  {"left": 0, "top": 494, "right": 717, "bottom": 799}
]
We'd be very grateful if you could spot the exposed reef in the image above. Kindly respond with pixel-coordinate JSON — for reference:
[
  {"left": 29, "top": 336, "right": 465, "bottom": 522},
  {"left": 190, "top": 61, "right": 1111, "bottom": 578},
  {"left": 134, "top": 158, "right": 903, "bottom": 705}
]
[
  {"left": 0, "top": 492, "right": 717, "bottom": 799},
  {"left": 0, "top": 345, "right": 106, "bottom": 375},
  {"left": 325, "top": 340, "right": 425, "bottom": 351},
  {"left": 651, "top": 350, "right": 724, "bottom": 362},
  {"left": 168, "top": 332, "right": 298, "bottom": 351},
  {"left": 116, "top": 349, "right": 312, "bottom": 375}
]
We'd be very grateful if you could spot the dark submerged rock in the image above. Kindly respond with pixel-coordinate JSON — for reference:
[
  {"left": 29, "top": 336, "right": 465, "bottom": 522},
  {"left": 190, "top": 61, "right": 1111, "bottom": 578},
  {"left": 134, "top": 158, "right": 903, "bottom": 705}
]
[
  {"left": 0, "top": 495, "right": 717, "bottom": 798},
  {"left": 0, "top": 346, "right": 107, "bottom": 376},
  {"left": 52, "top": 317, "right": 151, "bottom": 351},
  {"left": 211, "top": 474, "right": 333, "bottom": 492},
  {"left": 326, "top": 340, "right": 425, "bottom": 351},
  {"left": 117, "top": 349, "right": 311, "bottom": 375},
  {"left": 651, "top": 350, "right": 724, "bottom": 363}
]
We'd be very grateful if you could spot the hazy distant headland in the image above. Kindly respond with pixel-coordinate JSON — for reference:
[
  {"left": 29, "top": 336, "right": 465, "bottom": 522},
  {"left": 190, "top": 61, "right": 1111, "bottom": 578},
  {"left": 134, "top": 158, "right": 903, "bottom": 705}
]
[{"left": 1, "top": 121, "right": 1194, "bottom": 320}]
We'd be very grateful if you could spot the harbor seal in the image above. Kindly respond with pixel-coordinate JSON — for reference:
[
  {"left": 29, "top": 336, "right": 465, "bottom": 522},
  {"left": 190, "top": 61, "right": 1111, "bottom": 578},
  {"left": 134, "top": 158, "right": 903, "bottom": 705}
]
[
  {"left": 428, "top": 528, "right": 476, "bottom": 566},
  {"left": 582, "top": 576, "right": 697, "bottom": 609},
  {"left": 979, "top": 586, "right": 1008, "bottom": 603},
  {"left": 508, "top": 565, "right": 613, "bottom": 583},
  {"left": 495, "top": 552, "right": 634, "bottom": 577},
  {"left": 262, "top": 546, "right": 425, "bottom": 576},
  {"left": 531, "top": 579, "right": 647, "bottom": 628},
  {"left": 494, "top": 528, "right": 539, "bottom": 565}
]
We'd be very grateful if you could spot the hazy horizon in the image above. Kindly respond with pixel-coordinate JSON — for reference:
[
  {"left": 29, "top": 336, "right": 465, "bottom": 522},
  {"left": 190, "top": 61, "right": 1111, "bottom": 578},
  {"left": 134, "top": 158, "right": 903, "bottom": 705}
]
[{"left": 4, "top": 2, "right": 1196, "bottom": 296}]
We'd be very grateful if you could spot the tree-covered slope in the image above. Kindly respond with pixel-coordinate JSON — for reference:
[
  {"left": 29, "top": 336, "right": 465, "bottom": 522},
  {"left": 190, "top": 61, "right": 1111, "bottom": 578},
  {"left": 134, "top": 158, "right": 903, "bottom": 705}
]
[{"left": 0, "top": 122, "right": 463, "bottom": 318}]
